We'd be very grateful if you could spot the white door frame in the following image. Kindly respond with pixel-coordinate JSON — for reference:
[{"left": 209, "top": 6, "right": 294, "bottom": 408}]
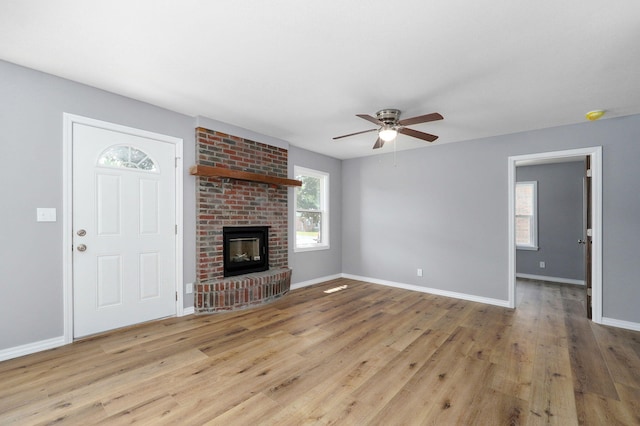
[
  {"left": 62, "top": 113, "right": 184, "bottom": 343},
  {"left": 507, "top": 146, "right": 603, "bottom": 323}
]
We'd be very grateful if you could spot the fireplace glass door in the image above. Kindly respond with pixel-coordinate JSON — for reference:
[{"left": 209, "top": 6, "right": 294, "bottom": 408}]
[{"left": 223, "top": 226, "right": 269, "bottom": 277}]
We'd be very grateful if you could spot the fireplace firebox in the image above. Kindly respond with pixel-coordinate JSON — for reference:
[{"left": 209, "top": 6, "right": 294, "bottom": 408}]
[{"left": 223, "top": 226, "right": 269, "bottom": 277}]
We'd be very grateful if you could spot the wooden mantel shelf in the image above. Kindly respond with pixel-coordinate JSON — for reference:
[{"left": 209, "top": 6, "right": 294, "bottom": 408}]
[{"left": 189, "top": 165, "right": 302, "bottom": 187}]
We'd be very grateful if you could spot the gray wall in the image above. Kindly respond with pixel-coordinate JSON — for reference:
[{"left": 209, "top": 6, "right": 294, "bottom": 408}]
[
  {"left": 516, "top": 162, "right": 585, "bottom": 281},
  {"left": 0, "top": 60, "right": 197, "bottom": 350},
  {"left": 342, "top": 141, "right": 507, "bottom": 300},
  {"left": 288, "top": 145, "right": 343, "bottom": 283},
  {"left": 342, "top": 114, "right": 640, "bottom": 323}
]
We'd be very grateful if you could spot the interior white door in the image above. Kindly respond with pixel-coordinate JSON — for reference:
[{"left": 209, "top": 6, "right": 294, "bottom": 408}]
[{"left": 73, "top": 123, "right": 176, "bottom": 338}]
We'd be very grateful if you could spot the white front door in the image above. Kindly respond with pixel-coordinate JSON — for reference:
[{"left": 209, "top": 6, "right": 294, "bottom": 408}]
[{"left": 72, "top": 123, "right": 177, "bottom": 338}]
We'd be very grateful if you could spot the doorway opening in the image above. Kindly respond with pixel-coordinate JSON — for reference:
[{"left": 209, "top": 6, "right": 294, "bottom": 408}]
[{"left": 508, "top": 147, "right": 602, "bottom": 323}]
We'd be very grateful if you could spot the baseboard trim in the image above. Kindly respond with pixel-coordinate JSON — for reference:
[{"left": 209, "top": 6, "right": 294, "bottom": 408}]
[
  {"left": 516, "top": 273, "right": 585, "bottom": 286},
  {"left": 290, "top": 274, "right": 343, "bottom": 290},
  {"left": 601, "top": 317, "right": 640, "bottom": 332},
  {"left": 181, "top": 306, "right": 195, "bottom": 316},
  {"left": 0, "top": 336, "right": 66, "bottom": 362},
  {"left": 342, "top": 274, "right": 511, "bottom": 308}
]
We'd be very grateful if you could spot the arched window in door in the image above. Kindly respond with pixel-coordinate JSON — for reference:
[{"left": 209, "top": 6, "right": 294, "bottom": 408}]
[{"left": 97, "top": 145, "right": 158, "bottom": 172}]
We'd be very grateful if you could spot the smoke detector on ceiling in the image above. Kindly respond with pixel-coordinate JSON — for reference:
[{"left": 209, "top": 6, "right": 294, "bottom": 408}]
[{"left": 585, "top": 110, "right": 605, "bottom": 121}]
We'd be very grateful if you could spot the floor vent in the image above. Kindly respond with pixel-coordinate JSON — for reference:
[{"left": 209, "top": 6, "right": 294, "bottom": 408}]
[{"left": 324, "top": 285, "right": 348, "bottom": 294}]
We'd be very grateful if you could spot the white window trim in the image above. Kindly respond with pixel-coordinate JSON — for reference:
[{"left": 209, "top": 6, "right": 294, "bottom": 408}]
[
  {"left": 516, "top": 181, "right": 538, "bottom": 251},
  {"left": 294, "top": 166, "right": 330, "bottom": 252}
]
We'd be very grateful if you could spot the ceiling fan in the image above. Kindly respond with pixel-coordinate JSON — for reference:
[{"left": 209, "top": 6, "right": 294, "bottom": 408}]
[{"left": 333, "top": 108, "right": 443, "bottom": 149}]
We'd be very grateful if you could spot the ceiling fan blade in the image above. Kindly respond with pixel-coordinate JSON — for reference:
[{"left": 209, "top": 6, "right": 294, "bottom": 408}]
[
  {"left": 356, "top": 114, "right": 383, "bottom": 125},
  {"left": 397, "top": 112, "right": 443, "bottom": 126},
  {"left": 333, "top": 128, "right": 378, "bottom": 140},
  {"left": 372, "top": 137, "right": 384, "bottom": 149},
  {"left": 398, "top": 127, "right": 439, "bottom": 142}
]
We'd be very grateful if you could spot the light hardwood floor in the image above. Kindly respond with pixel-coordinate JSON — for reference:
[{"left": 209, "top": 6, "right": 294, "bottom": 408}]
[{"left": 1, "top": 278, "right": 639, "bottom": 425}]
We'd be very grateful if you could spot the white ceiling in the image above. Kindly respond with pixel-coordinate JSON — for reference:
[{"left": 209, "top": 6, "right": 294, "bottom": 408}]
[{"left": 1, "top": 1, "right": 639, "bottom": 159}]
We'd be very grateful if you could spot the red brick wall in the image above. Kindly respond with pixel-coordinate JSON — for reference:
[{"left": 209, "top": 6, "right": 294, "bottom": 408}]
[{"left": 195, "top": 127, "right": 289, "bottom": 283}]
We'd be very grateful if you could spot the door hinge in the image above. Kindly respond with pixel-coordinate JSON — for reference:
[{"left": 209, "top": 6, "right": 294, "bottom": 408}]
[
  {"left": 176, "top": 291, "right": 178, "bottom": 301},
  {"left": 175, "top": 224, "right": 178, "bottom": 235},
  {"left": 587, "top": 288, "right": 592, "bottom": 296},
  {"left": 586, "top": 169, "right": 592, "bottom": 178}
]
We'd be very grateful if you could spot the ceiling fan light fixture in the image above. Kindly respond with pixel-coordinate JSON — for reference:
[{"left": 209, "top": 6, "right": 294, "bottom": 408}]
[{"left": 379, "top": 127, "right": 398, "bottom": 142}]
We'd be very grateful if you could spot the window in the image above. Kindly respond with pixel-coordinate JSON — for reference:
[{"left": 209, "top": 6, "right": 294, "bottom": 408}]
[
  {"left": 515, "top": 181, "right": 538, "bottom": 250},
  {"left": 294, "top": 166, "right": 329, "bottom": 251},
  {"left": 97, "top": 145, "right": 157, "bottom": 172}
]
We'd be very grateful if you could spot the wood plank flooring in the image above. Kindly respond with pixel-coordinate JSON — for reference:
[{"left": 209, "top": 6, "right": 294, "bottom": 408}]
[{"left": 1, "top": 278, "right": 639, "bottom": 425}]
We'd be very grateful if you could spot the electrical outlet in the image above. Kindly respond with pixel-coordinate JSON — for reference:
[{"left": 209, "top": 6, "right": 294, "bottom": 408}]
[
  {"left": 417, "top": 268, "right": 423, "bottom": 277},
  {"left": 539, "top": 261, "right": 545, "bottom": 269},
  {"left": 185, "top": 282, "right": 193, "bottom": 294}
]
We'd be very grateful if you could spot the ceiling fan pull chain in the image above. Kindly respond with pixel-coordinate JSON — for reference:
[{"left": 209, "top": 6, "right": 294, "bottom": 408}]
[{"left": 393, "top": 138, "right": 397, "bottom": 167}]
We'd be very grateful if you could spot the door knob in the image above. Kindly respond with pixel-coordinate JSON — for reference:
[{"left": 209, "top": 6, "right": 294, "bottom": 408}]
[
  {"left": 77, "top": 244, "right": 87, "bottom": 252},
  {"left": 77, "top": 229, "right": 86, "bottom": 237}
]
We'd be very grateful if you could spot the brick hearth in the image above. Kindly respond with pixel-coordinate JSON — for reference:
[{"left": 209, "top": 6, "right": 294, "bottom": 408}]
[
  {"left": 194, "top": 127, "right": 291, "bottom": 313},
  {"left": 196, "top": 268, "right": 291, "bottom": 313}
]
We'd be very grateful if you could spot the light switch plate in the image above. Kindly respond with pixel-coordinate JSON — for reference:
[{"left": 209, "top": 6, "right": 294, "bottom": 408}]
[
  {"left": 185, "top": 283, "right": 193, "bottom": 294},
  {"left": 37, "top": 208, "right": 57, "bottom": 222}
]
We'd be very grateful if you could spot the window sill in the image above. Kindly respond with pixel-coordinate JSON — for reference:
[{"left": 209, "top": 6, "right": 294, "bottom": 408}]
[
  {"left": 294, "top": 244, "right": 330, "bottom": 253},
  {"left": 517, "top": 245, "right": 539, "bottom": 251}
]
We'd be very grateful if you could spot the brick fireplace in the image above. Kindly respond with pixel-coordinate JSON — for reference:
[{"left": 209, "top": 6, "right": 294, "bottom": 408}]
[{"left": 194, "top": 127, "right": 292, "bottom": 313}]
